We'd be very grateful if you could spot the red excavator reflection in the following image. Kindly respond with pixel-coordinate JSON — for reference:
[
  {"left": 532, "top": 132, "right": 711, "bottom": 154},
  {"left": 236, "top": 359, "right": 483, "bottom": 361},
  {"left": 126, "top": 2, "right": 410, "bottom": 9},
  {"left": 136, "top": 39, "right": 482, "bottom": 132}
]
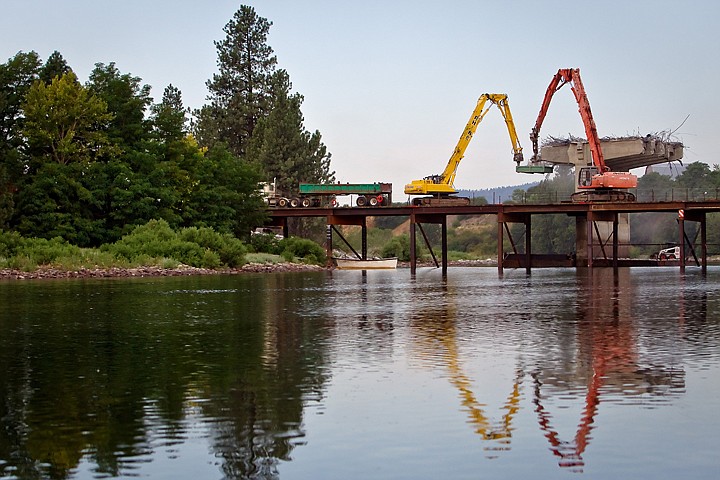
[{"left": 531, "top": 269, "right": 639, "bottom": 472}]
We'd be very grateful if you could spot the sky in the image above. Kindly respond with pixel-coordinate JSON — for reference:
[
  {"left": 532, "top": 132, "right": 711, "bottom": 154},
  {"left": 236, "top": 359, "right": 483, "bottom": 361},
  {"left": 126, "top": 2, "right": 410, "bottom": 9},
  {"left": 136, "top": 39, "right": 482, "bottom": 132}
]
[{"left": 2, "top": 0, "right": 719, "bottom": 195}]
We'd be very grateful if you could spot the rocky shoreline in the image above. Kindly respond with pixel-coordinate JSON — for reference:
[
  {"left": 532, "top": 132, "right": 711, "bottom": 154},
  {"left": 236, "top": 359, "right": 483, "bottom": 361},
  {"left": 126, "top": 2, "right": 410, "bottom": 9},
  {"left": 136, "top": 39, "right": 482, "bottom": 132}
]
[{"left": 0, "top": 262, "right": 327, "bottom": 280}]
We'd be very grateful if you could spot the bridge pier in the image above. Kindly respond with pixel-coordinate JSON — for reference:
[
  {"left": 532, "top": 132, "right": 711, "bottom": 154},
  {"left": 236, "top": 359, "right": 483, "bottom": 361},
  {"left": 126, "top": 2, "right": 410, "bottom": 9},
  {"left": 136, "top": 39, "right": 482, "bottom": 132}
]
[{"left": 409, "top": 212, "right": 448, "bottom": 275}]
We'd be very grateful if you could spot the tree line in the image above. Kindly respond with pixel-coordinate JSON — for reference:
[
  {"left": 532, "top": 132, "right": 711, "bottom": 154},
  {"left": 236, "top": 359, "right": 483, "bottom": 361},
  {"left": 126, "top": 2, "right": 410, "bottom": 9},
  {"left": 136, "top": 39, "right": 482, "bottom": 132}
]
[{"left": 0, "top": 5, "right": 334, "bottom": 248}]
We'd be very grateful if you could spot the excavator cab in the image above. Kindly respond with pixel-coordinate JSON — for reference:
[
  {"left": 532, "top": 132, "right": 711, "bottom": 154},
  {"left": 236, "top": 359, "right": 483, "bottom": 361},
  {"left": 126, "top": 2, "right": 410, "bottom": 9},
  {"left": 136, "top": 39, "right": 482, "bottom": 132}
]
[{"left": 577, "top": 167, "right": 598, "bottom": 188}]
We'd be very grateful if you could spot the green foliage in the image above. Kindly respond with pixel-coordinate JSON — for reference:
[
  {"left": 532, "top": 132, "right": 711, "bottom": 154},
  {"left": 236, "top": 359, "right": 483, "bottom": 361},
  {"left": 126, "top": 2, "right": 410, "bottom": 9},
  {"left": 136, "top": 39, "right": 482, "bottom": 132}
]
[
  {"left": 204, "top": 5, "right": 277, "bottom": 155},
  {"left": 278, "top": 236, "right": 325, "bottom": 264},
  {"left": 101, "top": 219, "right": 246, "bottom": 269},
  {"left": 381, "top": 235, "right": 411, "bottom": 262},
  {"left": 249, "top": 232, "right": 284, "bottom": 255},
  {"left": 23, "top": 71, "right": 114, "bottom": 165},
  {"left": 247, "top": 70, "right": 334, "bottom": 193},
  {"left": 0, "top": 231, "right": 84, "bottom": 271},
  {"left": 179, "top": 226, "right": 247, "bottom": 267},
  {"left": 87, "top": 62, "right": 152, "bottom": 148}
]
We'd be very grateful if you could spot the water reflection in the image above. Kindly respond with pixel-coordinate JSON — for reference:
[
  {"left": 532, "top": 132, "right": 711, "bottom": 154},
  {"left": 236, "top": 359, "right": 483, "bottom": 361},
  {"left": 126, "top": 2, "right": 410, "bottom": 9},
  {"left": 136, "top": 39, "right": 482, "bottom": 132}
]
[
  {"left": 0, "top": 274, "right": 332, "bottom": 480},
  {"left": 0, "top": 268, "right": 718, "bottom": 479},
  {"left": 409, "top": 282, "right": 522, "bottom": 457},
  {"left": 530, "top": 269, "right": 685, "bottom": 473}
]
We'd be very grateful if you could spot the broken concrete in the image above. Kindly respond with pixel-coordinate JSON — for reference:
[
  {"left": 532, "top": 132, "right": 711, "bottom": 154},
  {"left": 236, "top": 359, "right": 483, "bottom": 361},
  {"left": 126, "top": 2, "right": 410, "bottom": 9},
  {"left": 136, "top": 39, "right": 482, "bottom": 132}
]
[{"left": 539, "top": 136, "right": 684, "bottom": 171}]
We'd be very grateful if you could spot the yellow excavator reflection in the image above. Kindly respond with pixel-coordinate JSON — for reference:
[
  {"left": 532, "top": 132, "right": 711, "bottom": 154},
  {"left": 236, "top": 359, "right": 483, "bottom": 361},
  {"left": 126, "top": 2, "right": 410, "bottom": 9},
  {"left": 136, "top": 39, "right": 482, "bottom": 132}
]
[{"left": 411, "top": 296, "right": 522, "bottom": 451}]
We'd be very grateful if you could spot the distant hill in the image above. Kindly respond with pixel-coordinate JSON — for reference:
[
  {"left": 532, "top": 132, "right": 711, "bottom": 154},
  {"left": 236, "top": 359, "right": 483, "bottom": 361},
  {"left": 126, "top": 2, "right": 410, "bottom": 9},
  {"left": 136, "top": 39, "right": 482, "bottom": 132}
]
[{"left": 457, "top": 182, "right": 540, "bottom": 204}]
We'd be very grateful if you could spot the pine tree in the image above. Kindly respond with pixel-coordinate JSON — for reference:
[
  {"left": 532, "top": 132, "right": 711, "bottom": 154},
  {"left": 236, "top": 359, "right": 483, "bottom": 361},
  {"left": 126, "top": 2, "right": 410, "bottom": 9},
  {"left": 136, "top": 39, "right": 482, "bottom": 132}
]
[
  {"left": 204, "top": 5, "right": 277, "bottom": 156},
  {"left": 246, "top": 70, "right": 334, "bottom": 193}
]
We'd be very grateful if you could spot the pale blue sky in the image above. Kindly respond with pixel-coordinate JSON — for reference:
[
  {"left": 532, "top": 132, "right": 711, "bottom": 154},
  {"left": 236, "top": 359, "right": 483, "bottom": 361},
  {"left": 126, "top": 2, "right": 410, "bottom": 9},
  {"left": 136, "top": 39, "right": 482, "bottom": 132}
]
[{"left": 2, "top": 0, "right": 718, "bottom": 192}]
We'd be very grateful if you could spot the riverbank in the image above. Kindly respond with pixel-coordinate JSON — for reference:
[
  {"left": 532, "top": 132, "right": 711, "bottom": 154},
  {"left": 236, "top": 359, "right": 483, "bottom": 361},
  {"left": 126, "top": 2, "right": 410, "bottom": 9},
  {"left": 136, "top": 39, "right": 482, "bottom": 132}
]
[{"left": 0, "top": 262, "right": 326, "bottom": 280}]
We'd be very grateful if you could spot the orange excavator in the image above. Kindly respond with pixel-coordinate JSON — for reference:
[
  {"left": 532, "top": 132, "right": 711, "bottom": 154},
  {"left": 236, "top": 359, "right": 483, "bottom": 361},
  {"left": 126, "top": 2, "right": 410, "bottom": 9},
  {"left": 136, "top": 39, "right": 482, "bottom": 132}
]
[{"left": 523, "top": 68, "right": 637, "bottom": 202}]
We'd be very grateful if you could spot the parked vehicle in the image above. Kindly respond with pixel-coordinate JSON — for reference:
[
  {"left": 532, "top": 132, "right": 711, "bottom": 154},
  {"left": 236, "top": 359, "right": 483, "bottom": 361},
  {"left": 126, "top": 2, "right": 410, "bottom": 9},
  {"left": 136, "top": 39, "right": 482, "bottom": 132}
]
[{"left": 261, "top": 179, "right": 392, "bottom": 208}]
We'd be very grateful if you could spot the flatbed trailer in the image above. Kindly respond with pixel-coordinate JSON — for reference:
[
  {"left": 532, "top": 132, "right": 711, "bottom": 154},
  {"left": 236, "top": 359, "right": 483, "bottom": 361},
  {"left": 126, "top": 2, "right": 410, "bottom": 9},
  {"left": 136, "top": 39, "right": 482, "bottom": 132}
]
[{"left": 265, "top": 182, "right": 392, "bottom": 207}]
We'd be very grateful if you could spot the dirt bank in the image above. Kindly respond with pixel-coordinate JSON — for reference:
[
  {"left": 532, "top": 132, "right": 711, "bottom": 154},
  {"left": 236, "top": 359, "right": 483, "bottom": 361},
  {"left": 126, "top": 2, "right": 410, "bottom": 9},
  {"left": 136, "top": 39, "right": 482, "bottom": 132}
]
[{"left": 0, "top": 262, "right": 326, "bottom": 280}]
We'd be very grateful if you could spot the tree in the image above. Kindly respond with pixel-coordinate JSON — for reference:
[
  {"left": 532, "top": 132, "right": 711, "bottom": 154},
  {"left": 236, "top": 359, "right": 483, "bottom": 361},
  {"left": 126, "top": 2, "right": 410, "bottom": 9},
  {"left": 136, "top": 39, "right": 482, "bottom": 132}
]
[
  {"left": 203, "top": 5, "right": 277, "bottom": 155},
  {"left": 86, "top": 62, "right": 152, "bottom": 150},
  {"left": 151, "top": 84, "right": 186, "bottom": 143},
  {"left": 0, "top": 51, "right": 42, "bottom": 226},
  {"left": 22, "top": 72, "right": 114, "bottom": 166},
  {"left": 39, "top": 51, "right": 71, "bottom": 84},
  {"left": 246, "top": 70, "right": 334, "bottom": 193},
  {"left": 182, "top": 145, "right": 266, "bottom": 237}
]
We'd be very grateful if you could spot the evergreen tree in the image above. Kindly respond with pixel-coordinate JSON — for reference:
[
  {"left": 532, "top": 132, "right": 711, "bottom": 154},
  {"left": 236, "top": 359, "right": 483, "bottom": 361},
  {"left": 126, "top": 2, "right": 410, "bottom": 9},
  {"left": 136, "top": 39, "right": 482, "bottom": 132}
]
[
  {"left": 247, "top": 70, "right": 334, "bottom": 193},
  {"left": 151, "top": 84, "right": 186, "bottom": 143},
  {"left": 0, "top": 51, "right": 42, "bottom": 226},
  {"left": 203, "top": 5, "right": 277, "bottom": 155},
  {"left": 39, "top": 50, "right": 71, "bottom": 84}
]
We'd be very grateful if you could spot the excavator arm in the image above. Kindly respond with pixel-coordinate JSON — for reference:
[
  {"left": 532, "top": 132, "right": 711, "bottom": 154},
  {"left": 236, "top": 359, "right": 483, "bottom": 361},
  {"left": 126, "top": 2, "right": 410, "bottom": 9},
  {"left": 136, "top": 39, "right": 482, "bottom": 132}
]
[
  {"left": 528, "top": 68, "right": 606, "bottom": 172},
  {"left": 405, "top": 93, "right": 524, "bottom": 202},
  {"left": 522, "top": 68, "right": 637, "bottom": 202}
]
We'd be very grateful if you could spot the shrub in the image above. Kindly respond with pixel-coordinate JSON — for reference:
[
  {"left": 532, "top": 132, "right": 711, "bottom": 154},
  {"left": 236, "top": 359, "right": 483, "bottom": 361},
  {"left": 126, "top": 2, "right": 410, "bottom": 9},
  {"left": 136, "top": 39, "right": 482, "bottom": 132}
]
[
  {"left": 249, "top": 233, "right": 283, "bottom": 255},
  {"left": 179, "top": 226, "right": 246, "bottom": 267},
  {"left": 381, "top": 235, "right": 411, "bottom": 261},
  {"left": 102, "top": 219, "right": 240, "bottom": 268},
  {"left": 279, "top": 237, "right": 326, "bottom": 265}
]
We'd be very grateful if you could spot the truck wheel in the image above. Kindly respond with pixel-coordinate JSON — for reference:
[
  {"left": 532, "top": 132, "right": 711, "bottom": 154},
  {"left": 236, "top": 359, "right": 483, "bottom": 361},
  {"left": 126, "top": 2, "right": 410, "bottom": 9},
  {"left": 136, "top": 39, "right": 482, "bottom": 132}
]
[
  {"left": 368, "top": 196, "right": 378, "bottom": 206},
  {"left": 301, "top": 198, "right": 312, "bottom": 208},
  {"left": 356, "top": 196, "right": 367, "bottom": 207},
  {"left": 277, "top": 198, "right": 288, "bottom": 208},
  {"left": 290, "top": 197, "right": 300, "bottom": 208}
]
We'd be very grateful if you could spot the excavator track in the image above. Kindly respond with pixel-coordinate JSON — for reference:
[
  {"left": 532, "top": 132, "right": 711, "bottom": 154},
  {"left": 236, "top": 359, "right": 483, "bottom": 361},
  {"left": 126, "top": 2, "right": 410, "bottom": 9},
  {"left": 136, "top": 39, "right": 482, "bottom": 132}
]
[
  {"left": 413, "top": 196, "right": 471, "bottom": 207},
  {"left": 570, "top": 190, "right": 636, "bottom": 203}
]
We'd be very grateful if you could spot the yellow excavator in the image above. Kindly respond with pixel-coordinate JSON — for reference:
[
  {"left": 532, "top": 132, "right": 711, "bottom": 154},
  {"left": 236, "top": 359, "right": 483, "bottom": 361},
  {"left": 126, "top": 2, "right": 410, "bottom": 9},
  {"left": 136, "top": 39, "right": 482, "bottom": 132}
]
[{"left": 405, "top": 93, "right": 524, "bottom": 206}]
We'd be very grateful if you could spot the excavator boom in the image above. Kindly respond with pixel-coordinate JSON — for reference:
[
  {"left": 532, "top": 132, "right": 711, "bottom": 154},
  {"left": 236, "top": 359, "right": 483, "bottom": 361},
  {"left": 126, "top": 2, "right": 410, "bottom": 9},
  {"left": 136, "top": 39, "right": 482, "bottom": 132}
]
[
  {"left": 405, "top": 93, "right": 524, "bottom": 205},
  {"left": 523, "top": 68, "right": 637, "bottom": 202}
]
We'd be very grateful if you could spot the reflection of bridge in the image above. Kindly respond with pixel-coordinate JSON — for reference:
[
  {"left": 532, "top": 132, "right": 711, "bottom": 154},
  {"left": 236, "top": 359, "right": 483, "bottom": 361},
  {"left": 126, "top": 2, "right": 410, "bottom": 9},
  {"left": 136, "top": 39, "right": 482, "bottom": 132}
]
[{"left": 266, "top": 199, "right": 720, "bottom": 274}]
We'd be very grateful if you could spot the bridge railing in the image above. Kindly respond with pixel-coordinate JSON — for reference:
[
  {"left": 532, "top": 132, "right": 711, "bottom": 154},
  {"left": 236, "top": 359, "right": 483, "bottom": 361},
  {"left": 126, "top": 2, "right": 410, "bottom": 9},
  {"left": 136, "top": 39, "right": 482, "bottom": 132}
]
[{"left": 494, "top": 188, "right": 720, "bottom": 205}]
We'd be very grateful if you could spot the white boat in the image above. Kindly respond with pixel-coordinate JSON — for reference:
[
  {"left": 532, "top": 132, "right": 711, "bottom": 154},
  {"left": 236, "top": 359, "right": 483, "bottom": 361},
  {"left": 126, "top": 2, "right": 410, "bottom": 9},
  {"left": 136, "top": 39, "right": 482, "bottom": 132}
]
[{"left": 333, "top": 257, "right": 398, "bottom": 270}]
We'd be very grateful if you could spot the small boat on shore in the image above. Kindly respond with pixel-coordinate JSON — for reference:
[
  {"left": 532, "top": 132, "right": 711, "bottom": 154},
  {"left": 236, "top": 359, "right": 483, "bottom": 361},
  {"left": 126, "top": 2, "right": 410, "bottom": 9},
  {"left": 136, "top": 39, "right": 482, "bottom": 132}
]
[{"left": 333, "top": 257, "right": 398, "bottom": 270}]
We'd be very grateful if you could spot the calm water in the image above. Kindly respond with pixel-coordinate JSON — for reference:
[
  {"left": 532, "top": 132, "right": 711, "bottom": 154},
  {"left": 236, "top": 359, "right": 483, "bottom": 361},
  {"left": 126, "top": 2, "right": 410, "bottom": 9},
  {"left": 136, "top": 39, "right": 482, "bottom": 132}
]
[{"left": 0, "top": 267, "right": 718, "bottom": 479}]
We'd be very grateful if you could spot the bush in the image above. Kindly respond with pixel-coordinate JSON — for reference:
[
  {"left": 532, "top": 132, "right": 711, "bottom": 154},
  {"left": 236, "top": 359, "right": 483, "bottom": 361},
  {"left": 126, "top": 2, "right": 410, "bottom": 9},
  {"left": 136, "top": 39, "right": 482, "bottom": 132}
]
[
  {"left": 179, "top": 226, "right": 247, "bottom": 267},
  {"left": 249, "top": 232, "right": 284, "bottom": 255},
  {"left": 102, "top": 219, "right": 242, "bottom": 268},
  {"left": 0, "top": 232, "right": 83, "bottom": 269},
  {"left": 278, "top": 237, "right": 326, "bottom": 265},
  {"left": 381, "top": 235, "right": 411, "bottom": 261}
]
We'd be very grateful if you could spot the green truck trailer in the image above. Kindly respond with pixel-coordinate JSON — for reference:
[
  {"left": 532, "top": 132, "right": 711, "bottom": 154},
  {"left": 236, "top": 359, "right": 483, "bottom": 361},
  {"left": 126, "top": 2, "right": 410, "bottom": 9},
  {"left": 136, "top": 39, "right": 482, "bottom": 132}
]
[{"left": 262, "top": 181, "right": 392, "bottom": 208}]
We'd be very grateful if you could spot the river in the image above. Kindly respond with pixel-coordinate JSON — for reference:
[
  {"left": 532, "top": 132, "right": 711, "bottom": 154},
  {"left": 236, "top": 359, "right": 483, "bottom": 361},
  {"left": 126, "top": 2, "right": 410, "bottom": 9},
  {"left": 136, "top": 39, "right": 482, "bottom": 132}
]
[{"left": 0, "top": 267, "right": 718, "bottom": 479}]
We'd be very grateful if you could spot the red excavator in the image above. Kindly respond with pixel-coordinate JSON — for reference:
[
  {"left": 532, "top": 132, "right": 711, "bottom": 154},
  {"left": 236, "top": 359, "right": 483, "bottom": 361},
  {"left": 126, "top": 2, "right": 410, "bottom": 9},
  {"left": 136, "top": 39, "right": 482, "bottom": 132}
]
[{"left": 528, "top": 68, "right": 637, "bottom": 202}]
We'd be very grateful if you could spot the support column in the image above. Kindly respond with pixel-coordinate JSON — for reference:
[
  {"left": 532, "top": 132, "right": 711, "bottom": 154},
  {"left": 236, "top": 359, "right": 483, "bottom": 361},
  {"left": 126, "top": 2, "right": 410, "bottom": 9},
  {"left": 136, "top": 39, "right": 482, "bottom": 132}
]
[
  {"left": 701, "top": 212, "right": 707, "bottom": 274},
  {"left": 497, "top": 213, "right": 504, "bottom": 275},
  {"left": 410, "top": 213, "right": 417, "bottom": 275},
  {"left": 325, "top": 225, "right": 333, "bottom": 268},
  {"left": 361, "top": 221, "right": 367, "bottom": 260},
  {"left": 679, "top": 213, "right": 686, "bottom": 273},
  {"left": 525, "top": 215, "right": 531, "bottom": 275},
  {"left": 586, "top": 212, "right": 594, "bottom": 269},
  {"left": 613, "top": 213, "right": 619, "bottom": 270},
  {"left": 441, "top": 218, "right": 448, "bottom": 276}
]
